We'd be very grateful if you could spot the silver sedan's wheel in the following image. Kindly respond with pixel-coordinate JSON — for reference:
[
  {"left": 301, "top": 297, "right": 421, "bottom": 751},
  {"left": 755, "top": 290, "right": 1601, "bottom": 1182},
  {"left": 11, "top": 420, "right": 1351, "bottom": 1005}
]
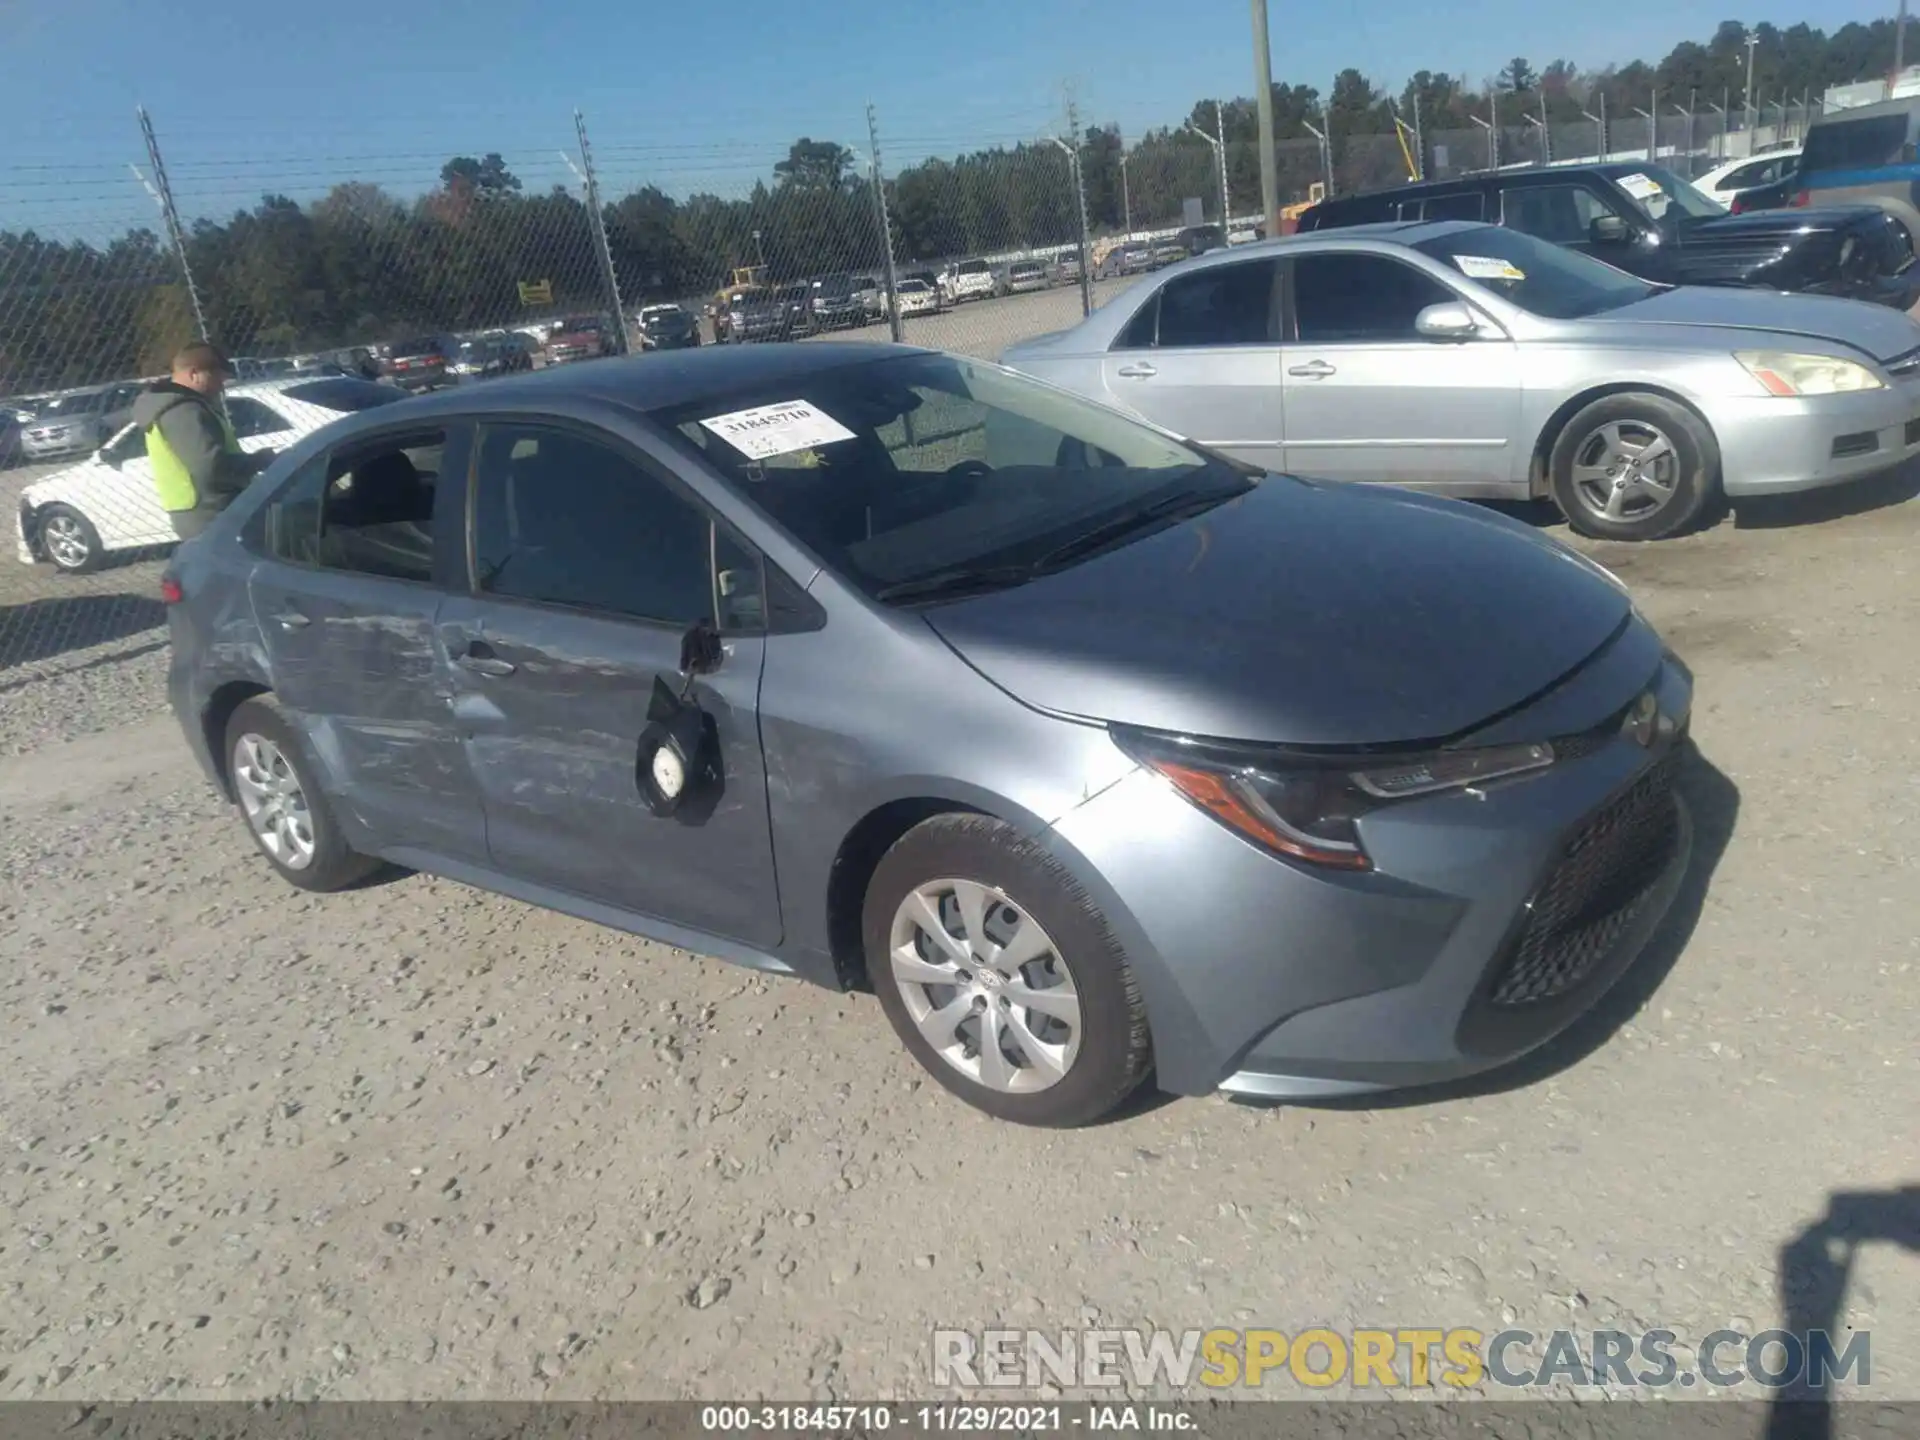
[
  {"left": 888, "top": 877, "right": 1082, "bottom": 1094},
  {"left": 1567, "top": 418, "right": 1680, "bottom": 526},
  {"left": 231, "top": 732, "right": 316, "bottom": 870}
]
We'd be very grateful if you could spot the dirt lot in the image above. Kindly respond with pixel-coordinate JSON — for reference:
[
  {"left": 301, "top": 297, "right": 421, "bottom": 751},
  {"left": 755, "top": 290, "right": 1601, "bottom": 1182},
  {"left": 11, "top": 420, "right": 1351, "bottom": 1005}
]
[{"left": 2, "top": 472, "right": 1918, "bottom": 1406}]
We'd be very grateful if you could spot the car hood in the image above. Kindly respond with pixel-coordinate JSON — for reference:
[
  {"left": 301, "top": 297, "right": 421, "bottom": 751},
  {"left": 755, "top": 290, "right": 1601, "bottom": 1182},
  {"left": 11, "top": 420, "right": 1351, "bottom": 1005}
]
[
  {"left": 920, "top": 478, "right": 1632, "bottom": 747},
  {"left": 22, "top": 455, "right": 111, "bottom": 505},
  {"left": 1594, "top": 284, "right": 1920, "bottom": 362},
  {"left": 1677, "top": 204, "right": 1879, "bottom": 243},
  {"left": 1664, "top": 205, "right": 1907, "bottom": 285}
]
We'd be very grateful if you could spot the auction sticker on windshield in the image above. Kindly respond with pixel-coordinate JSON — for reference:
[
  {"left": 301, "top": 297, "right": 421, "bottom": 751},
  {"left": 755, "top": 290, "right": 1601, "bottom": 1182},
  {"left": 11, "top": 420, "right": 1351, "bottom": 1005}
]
[
  {"left": 1454, "top": 255, "right": 1526, "bottom": 282},
  {"left": 1615, "top": 173, "right": 1663, "bottom": 201},
  {"left": 700, "top": 400, "right": 857, "bottom": 459}
]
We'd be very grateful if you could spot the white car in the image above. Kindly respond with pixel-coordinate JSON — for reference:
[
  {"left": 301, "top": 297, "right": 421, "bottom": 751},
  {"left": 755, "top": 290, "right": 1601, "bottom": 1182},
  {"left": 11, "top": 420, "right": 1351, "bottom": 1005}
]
[
  {"left": 891, "top": 278, "right": 942, "bottom": 316},
  {"left": 938, "top": 258, "right": 995, "bottom": 304},
  {"left": 15, "top": 376, "right": 407, "bottom": 573},
  {"left": 1692, "top": 147, "right": 1803, "bottom": 210}
]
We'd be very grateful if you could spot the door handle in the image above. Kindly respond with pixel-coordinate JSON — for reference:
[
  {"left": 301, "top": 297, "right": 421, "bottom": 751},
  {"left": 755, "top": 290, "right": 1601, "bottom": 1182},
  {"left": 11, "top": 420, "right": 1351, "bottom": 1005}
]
[
  {"left": 1115, "top": 362, "right": 1157, "bottom": 378},
  {"left": 274, "top": 609, "right": 311, "bottom": 630},
  {"left": 457, "top": 653, "right": 515, "bottom": 677},
  {"left": 1288, "top": 360, "right": 1337, "bottom": 379}
]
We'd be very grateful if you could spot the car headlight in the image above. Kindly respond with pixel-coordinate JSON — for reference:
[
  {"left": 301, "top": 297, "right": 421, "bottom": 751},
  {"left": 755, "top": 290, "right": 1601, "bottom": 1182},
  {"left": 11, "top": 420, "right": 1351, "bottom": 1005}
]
[
  {"left": 1735, "top": 350, "right": 1886, "bottom": 396},
  {"left": 1113, "top": 729, "right": 1556, "bottom": 871}
]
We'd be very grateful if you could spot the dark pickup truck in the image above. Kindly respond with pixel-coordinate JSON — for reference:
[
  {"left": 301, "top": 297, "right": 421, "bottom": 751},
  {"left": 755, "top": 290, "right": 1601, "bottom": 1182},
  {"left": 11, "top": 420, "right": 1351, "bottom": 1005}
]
[{"left": 1297, "top": 161, "right": 1920, "bottom": 310}]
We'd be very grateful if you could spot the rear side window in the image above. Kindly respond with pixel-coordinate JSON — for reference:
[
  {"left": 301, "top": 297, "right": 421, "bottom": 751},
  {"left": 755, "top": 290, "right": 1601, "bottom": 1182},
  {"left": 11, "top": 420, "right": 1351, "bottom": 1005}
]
[
  {"left": 282, "top": 378, "right": 408, "bottom": 412},
  {"left": 254, "top": 431, "right": 445, "bottom": 583},
  {"left": 1418, "top": 191, "right": 1486, "bottom": 222},
  {"left": 1803, "top": 114, "right": 1911, "bottom": 173}
]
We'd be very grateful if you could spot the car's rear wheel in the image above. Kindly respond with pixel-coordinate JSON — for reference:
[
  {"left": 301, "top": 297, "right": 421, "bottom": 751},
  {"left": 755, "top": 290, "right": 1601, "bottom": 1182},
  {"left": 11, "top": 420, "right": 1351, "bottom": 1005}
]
[
  {"left": 1548, "top": 392, "right": 1720, "bottom": 542},
  {"left": 37, "top": 503, "right": 104, "bottom": 573},
  {"left": 864, "top": 814, "right": 1152, "bottom": 1127},
  {"left": 224, "top": 696, "right": 379, "bottom": 892}
]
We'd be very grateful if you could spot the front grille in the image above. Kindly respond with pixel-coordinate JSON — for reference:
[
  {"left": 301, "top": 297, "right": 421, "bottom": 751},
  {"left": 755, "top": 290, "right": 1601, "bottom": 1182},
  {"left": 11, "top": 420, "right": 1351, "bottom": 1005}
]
[
  {"left": 1488, "top": 747, "right": 1684, "bottom": 1008},
  {"left": 1832, "top": 431, "right": 1880, "bottom": 459},
  {"left": 1904, "top": 417, "right": 1920, "bottom": 446}
]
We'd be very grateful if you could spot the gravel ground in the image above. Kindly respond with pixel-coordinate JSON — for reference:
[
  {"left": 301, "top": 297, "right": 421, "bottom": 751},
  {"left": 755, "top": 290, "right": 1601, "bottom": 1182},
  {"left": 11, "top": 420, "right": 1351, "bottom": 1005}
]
[{"left": 1, "top": 473, "right": 1917, "bottom": 1407}]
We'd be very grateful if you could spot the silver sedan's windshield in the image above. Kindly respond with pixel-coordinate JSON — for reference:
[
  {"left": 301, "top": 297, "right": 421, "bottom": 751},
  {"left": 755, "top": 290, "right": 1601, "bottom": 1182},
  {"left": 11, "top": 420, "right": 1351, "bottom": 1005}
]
[
  {"left": 1412, "top": 227, "right": 1658, "bottom": 319},
  {"left": 655, "top": 352, "right": 1253, "bottom": 602}
]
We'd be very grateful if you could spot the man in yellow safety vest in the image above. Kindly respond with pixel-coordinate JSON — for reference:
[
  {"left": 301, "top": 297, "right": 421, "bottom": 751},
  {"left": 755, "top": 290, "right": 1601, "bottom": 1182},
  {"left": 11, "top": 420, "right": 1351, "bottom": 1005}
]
[{"left": 131, "top": 341, "right": 278, "bottom": 541}]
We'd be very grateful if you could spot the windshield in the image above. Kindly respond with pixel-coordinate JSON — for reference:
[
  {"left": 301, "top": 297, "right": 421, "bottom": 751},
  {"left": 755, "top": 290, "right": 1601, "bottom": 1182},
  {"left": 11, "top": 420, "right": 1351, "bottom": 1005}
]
[
  {"left": 814, "top": 276, "right": 855, "bottom": 296},
  {"left": 559, "top": 318, "right": 602, "bottom": 333},
  {"left": 777, "top": 285, "right": 813, "bottom": 303},
  {"left": 956, "top": 260, "right": 989, "bottom": 275},
  {"left": 653, "top": 352, "right": 1251, "bottom": 602},
  {"left": 392, "top": 339, "right": 443, "bottom": 357},
  {"left": 1611, "top": 166, "right": 1722, "bottom": 222},
  {"left": 1413, "top": 226, "right": 1658, "bottom": 319}
]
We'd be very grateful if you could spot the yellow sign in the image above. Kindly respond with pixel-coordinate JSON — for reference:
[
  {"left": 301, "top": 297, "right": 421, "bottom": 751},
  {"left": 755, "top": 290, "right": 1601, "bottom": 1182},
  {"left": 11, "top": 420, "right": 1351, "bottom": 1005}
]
[{"left": 517, "top": 280, "right": 554, "bottom": 307}]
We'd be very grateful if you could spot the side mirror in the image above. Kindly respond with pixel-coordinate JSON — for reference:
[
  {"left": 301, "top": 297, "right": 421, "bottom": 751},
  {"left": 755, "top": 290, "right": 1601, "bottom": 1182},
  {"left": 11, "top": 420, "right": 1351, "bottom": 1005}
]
[
  {"left": 1414, "top": 302, "right": 1482, "bottom": 341},
  {"left": 635, "top": 620, "right": 725, "bottom": 819},
  {"left": 1589, "top": 214, "right": 1631, "bottom": 245},
  {"left": 97, "top": 448, "right": 120, "bottom": 469}
]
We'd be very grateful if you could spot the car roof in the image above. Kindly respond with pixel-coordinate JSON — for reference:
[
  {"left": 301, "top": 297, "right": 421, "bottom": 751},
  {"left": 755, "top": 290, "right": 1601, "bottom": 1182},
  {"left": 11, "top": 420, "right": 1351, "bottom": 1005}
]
[{"left": 393, "top": 342, "right": 926, "bottom": 420}]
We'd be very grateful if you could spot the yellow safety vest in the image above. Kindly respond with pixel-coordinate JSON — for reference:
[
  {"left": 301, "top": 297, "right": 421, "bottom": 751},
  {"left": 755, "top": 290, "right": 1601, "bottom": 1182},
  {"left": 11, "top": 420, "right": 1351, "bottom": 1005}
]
[{"left": 146, "top": 398, "right": 242, "bottom": 513}]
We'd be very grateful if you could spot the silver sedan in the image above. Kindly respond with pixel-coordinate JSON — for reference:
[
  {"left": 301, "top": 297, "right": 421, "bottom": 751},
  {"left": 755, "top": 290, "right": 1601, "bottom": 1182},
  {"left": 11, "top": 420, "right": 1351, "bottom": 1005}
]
[{"left": 1002, "top": 220, "right": 1920, "bottom": 540}]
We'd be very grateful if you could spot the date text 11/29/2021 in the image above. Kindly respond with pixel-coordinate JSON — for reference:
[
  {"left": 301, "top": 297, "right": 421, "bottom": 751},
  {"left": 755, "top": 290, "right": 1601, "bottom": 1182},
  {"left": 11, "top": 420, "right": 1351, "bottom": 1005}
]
[{"left": 700, "top": 1404, "right": 1194, "bottom": 1432}]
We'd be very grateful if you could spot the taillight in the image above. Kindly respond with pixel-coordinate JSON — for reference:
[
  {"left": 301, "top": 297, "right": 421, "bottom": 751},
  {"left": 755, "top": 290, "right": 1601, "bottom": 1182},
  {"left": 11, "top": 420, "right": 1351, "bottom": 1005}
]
[
  {"left": 160, "top": 576, "right": 183, "bottom": 604},
  {"left": 1789, "top": 190, "right": 1810, "bottom": 208},
  {"left": 1729, "top": 196, "right": 1745, "bottom": 214}
]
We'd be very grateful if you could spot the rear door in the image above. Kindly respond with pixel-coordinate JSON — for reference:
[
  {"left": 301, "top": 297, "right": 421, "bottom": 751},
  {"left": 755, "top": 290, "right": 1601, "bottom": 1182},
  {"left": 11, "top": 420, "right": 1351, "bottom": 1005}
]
[
  {"left": 436, "top": 419, "right": 782, "bottom": 949},
  {"left": 1279, "top": 249, "right": 1523, "bottom": 492},
  {"left": 1096, "top": 257, "right": 1284, "bottom": 467},
  {"left": 243, "top": 422, "right": 489, "bottom": 861}
]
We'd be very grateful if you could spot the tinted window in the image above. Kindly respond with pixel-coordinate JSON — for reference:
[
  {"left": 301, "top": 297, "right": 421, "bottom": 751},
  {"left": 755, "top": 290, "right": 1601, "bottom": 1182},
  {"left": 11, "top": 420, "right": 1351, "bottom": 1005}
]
[
  {"left": 257, "top": 434, "right": 442, "bottom": 581},
  {"left": 1419, "top": 191, "right": 1486, "bottom": 221},
  {"left": 1154, "top": 260, "right": 1277, "bottom": 346},
  {"left": 391, "top": 339, "right": 445, "bottom": 357},
  {"left": 1291, "top": 253, "right": 1457, "bottom": 342},
  {"left": 1804, "top": 114, "right": 1910, "bottom": 172},
  {"left": 44, "top": 392, "right": 104, "bottom": 415},
  {"left": 1304, "top": 194, "right": 1396, "bottom": 229},
  {"left": 1501, "top": 184, "right": 1625, "bottom": 245},
  {"left": 281, "top": 378, "right": 407, "bottom": 412},
  {"left": 226, "top": 397, "right": 293, "bottom": 438},
  {"left": 1717, "top": 156, "right": 1786, "bottom": 191},
  {"left": 473, "top": 424, "right": 715, "bottom": 626}
]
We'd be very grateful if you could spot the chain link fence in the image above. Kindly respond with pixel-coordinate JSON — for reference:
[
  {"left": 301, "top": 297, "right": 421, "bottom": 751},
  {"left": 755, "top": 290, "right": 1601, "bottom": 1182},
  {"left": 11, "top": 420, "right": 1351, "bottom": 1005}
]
[{"left": 0, "top": 92, "right": 1839, "bottom": 690}]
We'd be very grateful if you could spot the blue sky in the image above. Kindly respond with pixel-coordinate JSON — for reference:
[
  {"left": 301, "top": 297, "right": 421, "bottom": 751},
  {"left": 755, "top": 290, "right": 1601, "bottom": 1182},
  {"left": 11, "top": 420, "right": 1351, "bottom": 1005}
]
[{"left": 1, "top": 0, "right": 1898, "bottom": 232}]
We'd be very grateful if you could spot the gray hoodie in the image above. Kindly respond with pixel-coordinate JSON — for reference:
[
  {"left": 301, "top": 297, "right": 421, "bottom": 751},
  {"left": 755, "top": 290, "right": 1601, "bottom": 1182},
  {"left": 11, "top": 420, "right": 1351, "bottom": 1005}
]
[{"left": 129, "top": 381, "right": 272, "bottom": 515}]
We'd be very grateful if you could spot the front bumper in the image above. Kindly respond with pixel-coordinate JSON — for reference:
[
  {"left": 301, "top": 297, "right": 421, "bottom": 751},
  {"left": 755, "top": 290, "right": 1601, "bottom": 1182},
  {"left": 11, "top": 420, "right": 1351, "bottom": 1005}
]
[
  {"left": 22, "top": 435, "right": 91, "bottom": 459},
  {"left": 1047, "top": 622, "right": 1695, "bottom": 1098},
  {"left": 1714, "top": 380, "right": 1920, "bottom": 497}
]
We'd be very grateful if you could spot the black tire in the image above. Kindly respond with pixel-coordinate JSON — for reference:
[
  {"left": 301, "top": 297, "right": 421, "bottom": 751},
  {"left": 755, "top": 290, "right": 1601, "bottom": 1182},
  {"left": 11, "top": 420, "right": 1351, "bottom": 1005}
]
[
  {"left": 223, "top": 695, "right": 379, "bottom": 892},
  {"left": 863, "top": 813, "right": 1152, "bottom": 1127},
  {"left": 1547, "top": 392, "right": 1720, "bottom": 542},
  {"left": 36, "top": 503, "right": 105, "bottom": 574}
]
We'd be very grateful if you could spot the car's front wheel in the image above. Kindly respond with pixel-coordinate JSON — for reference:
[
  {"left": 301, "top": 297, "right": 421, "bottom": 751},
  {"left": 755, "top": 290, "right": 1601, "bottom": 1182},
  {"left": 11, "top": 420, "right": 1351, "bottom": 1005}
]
[
  {"left": 224, "top": 695, "right": 379, "bottom": 892},
  {"left": 1548, "top": 392, "right": 1720, "bottom": 542},
  {"left": 36, "top": 503, "right": 105, "bottom": 573},
  {"left": 864, "top": 814, "right": 1152, "bottom": 1127}
]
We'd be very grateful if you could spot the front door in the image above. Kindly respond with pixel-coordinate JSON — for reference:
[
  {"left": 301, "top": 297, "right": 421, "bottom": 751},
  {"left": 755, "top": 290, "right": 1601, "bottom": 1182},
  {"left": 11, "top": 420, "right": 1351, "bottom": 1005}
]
[
  {"left": 443, "top": 419, "right": 782, "bottom": 950},
  {"left": 244, "top": 424, "right": 488, "bottom": 860},
  {"left": 1098, "top": 256, "right": 1285, "bottom": 469},
  {"left": 1279, "top": 250, "right": 1523, "bottom": 492}
]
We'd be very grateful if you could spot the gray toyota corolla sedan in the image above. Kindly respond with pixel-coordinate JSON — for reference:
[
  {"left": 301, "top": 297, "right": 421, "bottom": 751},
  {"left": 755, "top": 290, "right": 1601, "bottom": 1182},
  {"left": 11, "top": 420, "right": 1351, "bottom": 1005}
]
[
  {"left": 1003, "top": 220, "right": 1920, "bottom": 542},
  {"left": 164, "top": 343, "right": 1694, "bottom": 1127}
]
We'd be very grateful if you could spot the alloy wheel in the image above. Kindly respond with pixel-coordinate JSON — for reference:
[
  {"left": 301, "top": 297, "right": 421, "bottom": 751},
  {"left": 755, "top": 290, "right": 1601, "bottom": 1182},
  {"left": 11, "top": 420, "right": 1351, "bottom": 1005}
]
[
  {"left": 232, "top": 733, "right": 317, "bottom": 870},
  {"left": 1569, "top": 419, "right": 1680, "bottom": 525},
  {"left": 41, "top": 512, "right": 93, "bottom": 570},
  {"left": 887, "top": 879, "right": 1082, "bottom": 1093}
]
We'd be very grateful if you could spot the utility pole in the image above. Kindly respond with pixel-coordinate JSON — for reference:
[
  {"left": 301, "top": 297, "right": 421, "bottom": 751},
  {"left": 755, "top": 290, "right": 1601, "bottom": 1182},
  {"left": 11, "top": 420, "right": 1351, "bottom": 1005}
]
[
  {"left": 136, "top": 107, "right": 211, "bottom": 349},
  {"left": 1119, "top": 150, "right": 1132, "bottom": 233},
  {"left": 1064, "top": 97, "right": 1094, "bottom": 317},
  {"left": 1411, "top": 89, "right": 1424, "bottom": 179},
  {"left": 1251, "top": 0, "right": 1279, "bottom": 236},
  {"left": 1743, "top": 29, "right": 1760, "bottom": 136},
  {"left": 1214, "top": 99, "right": 1231, "bottom": 225},
  {"left": 867, "top": 102, "right": 904, "bottom": 342}
]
